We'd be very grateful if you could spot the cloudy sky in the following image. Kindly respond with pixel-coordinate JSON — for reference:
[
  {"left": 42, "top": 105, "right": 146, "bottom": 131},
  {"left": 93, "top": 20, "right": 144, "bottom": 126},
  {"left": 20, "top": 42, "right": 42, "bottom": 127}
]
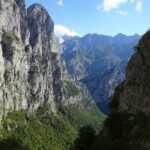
[{"left": 27, "top": 0, "right": 150, "bottom": 37}]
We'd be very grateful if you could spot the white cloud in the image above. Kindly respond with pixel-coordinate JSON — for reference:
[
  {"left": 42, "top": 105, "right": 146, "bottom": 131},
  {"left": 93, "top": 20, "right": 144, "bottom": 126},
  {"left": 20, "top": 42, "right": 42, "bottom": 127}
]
[
  {"left": 100, "top": 0, "right": 129, "bottom": 12},
  {"left": 135, "top": 1, "right": 143, "bottom": 13},
  {"left": 54, "top": 25, "right": 81, "bottom": 37},
  {"left": 117, "top": 10, "right": 128, "bottom": 15},
  {"left": 54, "top": 25, "right": 81, "bottom": 43},
  {"left": 56, "top": 0, "right": 63, "bottom": 6},
  {"left": 97, "top": 0, "right": 144, "bottom": 14}
]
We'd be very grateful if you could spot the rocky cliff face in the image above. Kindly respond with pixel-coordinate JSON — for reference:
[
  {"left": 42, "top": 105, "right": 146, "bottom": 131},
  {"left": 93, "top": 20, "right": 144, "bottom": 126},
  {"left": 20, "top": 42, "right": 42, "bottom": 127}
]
[
  {"left": 104, "top": 30, "right": 150, "bottom": 150},
  {"left": 113, "top": 31, "right": 150, "bottom": 114},
  {"left": 0, "top": 0, "right": 95, "bottom": 121}
]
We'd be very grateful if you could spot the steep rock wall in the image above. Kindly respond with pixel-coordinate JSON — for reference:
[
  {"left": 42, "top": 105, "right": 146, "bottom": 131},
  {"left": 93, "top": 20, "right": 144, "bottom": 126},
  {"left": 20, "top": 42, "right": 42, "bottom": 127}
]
[
  {"left": 104, "top": 30, "right": 150, "bottom": 150},
  {"left": 0, "top": 0, "right": 95, "bottom": 121}
]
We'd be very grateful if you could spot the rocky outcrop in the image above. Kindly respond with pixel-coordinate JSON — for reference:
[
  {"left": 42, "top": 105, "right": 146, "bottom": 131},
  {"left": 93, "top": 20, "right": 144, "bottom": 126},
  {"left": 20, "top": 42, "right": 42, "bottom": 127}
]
[
  {"left": 0, "top": 0, "right": 96, "bottom": 121},
  {"left": 104, "top": 30, "right": 150, "bottom": 150}
]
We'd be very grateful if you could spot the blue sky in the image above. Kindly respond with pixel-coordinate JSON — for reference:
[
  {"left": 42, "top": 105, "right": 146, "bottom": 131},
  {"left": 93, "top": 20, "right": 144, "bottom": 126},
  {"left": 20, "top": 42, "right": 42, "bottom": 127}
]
[{"left": 26, "top": 0, "right": 150, "bottom": 36}]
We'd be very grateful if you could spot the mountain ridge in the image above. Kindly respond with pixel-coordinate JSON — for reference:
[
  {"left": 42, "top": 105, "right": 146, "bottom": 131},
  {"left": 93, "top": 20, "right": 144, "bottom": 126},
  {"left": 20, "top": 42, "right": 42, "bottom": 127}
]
[
  {"left": 71, "top": 30, "right": 150, "bottom": 150},
  {"left": 62, "top": 33, "right": 140, "bottom": 113},
  {"left": 100, "top": 29, "right": 150, "bottom": 150}
]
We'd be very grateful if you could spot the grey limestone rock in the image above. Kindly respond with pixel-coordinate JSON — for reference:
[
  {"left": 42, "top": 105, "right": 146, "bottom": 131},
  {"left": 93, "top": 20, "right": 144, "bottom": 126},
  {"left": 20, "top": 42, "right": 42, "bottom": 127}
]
[{"left": 0, "top": 0, "right": 96, "bottom": 121}]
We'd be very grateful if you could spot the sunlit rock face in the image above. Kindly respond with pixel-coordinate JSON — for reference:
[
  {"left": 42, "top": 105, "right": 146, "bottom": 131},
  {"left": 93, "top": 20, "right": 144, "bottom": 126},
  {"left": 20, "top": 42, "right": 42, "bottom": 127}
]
[
  {"left": 0, "top": 0, "right": 30, "bottom": 120},
  {"left": 0, "top": 0, "right": 96, "bottom": 121}
]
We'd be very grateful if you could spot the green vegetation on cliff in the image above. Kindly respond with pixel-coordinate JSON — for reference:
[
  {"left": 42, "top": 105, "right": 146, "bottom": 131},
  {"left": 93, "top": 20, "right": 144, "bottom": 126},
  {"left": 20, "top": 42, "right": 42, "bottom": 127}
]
[
  {"left": 65, "top": 81, "right": 80, "bottom": 97},
  {"left": 0, "top": 105, "right": 105, "bottom": 150}
]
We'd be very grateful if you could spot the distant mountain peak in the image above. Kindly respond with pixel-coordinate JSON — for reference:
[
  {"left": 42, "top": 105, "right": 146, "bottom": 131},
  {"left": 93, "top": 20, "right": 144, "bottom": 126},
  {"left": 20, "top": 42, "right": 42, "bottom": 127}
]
[{"left": 62, "top": 33, "right": 140, "bottom": 113}]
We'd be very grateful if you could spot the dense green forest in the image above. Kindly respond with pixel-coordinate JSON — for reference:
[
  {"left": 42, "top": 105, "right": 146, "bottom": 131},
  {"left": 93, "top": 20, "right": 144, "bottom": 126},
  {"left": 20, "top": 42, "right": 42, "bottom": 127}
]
[{"left": 0, "top": 105, "right": 105, "bottom": 150}]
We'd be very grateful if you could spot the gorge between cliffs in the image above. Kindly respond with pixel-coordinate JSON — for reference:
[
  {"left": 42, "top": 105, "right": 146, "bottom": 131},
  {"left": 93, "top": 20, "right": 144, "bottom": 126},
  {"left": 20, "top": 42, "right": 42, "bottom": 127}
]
[{"left": 0, "top": 0, "right": 150, "bottom": 150}]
